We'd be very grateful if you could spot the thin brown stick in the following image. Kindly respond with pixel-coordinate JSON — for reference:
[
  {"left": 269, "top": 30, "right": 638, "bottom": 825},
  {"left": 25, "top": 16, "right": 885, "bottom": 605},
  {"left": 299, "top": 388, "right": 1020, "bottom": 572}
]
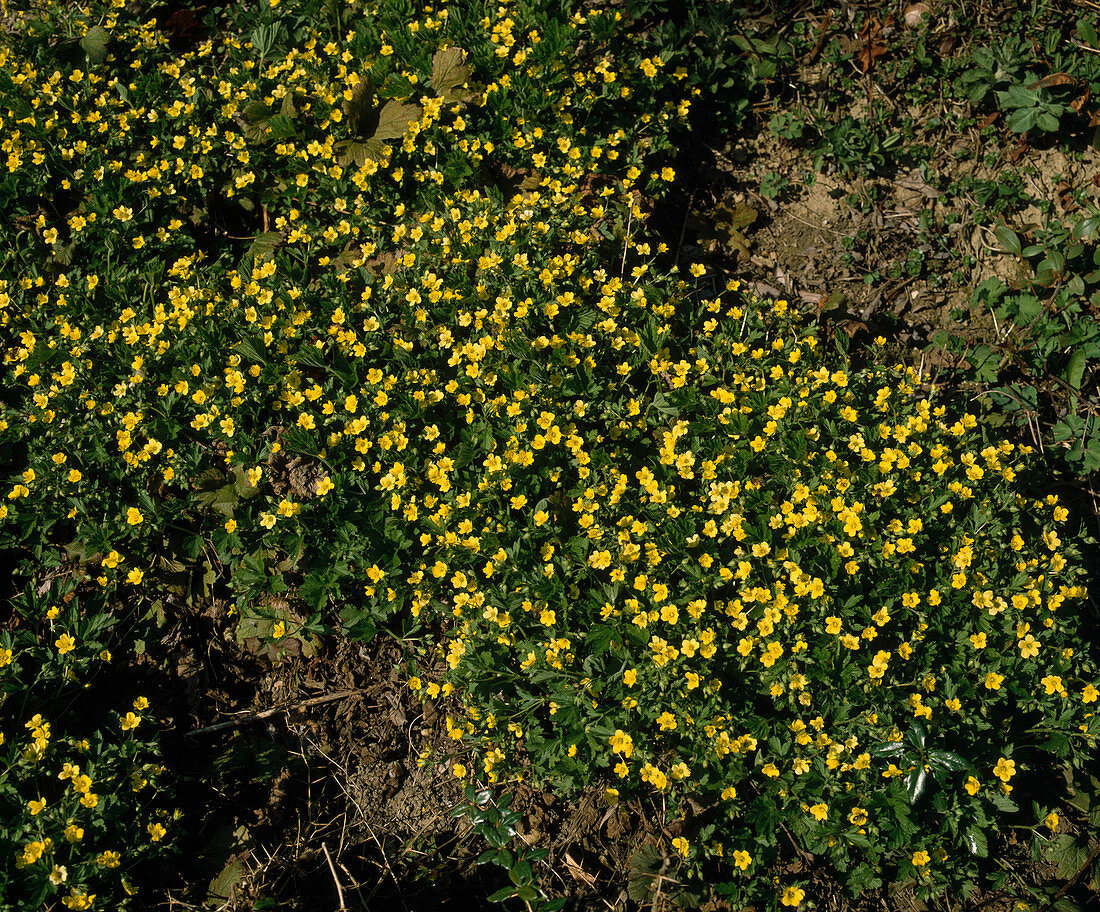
[
  {"left": 322, "top": 842, "right": 348, "bottom": 912},
  {"left": 182, "top": 689, "right": 366, "bottom": 738}
]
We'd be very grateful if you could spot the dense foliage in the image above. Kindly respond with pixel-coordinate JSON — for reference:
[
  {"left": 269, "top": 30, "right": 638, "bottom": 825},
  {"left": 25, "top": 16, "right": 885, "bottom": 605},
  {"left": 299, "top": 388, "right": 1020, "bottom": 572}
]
[{"left": 0, "top": 0, "right": 1097, "bottom": 908}]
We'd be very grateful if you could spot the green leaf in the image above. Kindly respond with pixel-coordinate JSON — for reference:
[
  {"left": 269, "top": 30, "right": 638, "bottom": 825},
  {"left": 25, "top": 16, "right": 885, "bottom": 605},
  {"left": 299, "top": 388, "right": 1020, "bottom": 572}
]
[
  {"left": 928, "top": 749, "right": 968, "bottom": 773},
  {"left": 906, "top": 721, "right": 927, "bottom": 750},
  {"left": 868, "top": 741, "right": 908, "bottom": 759},
  {"left": 243, "top": 231, "right": 283, "bottom": 267},
  {"left": 1067, "top": 347, "right": 1088, "bottom": 415},
  {"left": 81, "top": 25, "right": 110, "bottom": 64},
  {"left": 486, "top": 886, "right": 516, "bottom": 902},
  {"left": 995, "top": 225, "right": 1022, "bottom": 256},
  {"left": 267, "top": 114, "right": 296, "bottom": 140},
  {"left": 242, "top": 100, "right": 274, "bottom": 143},
  {"left": 234, "top": 335, "right": 268, "bottom": 365},
  {"left": 508, "top": 858, "right": 532, "bottom": 885},
  {"left": 1036, "top": 112, "right": 1061, "bottom": 132},
  {"left": 964, "top": 829, "right": 988, "bottom": 858},
  {"left": 586, "top": 624, "right": 616, "bottom": 656},
  {"left": 906, "top": 766, "right": 928, "bottom": 804},
  {"left": 1046, "top": 834, "right": 1090, "bottom": 880},
  {"left": 1007, "top": 107, "right": 1039, "bottom": 134}
]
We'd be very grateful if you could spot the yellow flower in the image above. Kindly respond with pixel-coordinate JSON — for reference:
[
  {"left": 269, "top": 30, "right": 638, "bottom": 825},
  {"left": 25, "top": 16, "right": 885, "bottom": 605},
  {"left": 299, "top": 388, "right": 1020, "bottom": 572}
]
[
  {"left": 126, "top": 507, "right": 143, "bottom": 525},
  {"left": 55, "top": 633, "right": 76, "bottom": 655},
  {"left": 1083, "top": 683, "right": 1099, "bottom": 704},
  {"left": 809, "top": 803, "right": 828, "bottom": 821},
  {"left": 1044, "top": 811, "right": 1060, "bottom": 831},
  {"left": 780, "top": 886, "right": 806, "bottom": 907},
  {"left": 983, "top": 672, "right": 1003, "bottom": 691},
  {"left": 120, "top": 712, "right": 140, "bottom": 731},
  {"left": 732, "top": 849, "right": 752, "bottom": 870},
  {"left": 451, "top": 763, "right": 467, "bottom": 778},
  {"left": 912, "top": 850, "right": 930, "bottom": 867},
  {"left": 62, "top": 891, "right": 96, "bottom": 911},
  {"left": 147, "top": 822, "right": 167, "bottom": 842},
  {"left": 1018, "top": 635, "right": 1040, "bottom": 658},
  {"left": 609, "top": 729, "right": 634, "bottom": 757},
  {"left": 994, "top": 757, "right": 1016, "bottom": 782},
  {"left": 849, "top": 807, "right": 868, "bottom": 826},
  {"left": 96, "top": 851, "right": 121, "bottom": 868}
]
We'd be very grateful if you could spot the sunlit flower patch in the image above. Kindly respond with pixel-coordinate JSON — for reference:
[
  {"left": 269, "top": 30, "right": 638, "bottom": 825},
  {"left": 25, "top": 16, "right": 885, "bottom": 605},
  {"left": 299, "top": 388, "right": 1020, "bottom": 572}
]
[{"left": 0, "top": 0, "right": 1096, "bottom": 908}]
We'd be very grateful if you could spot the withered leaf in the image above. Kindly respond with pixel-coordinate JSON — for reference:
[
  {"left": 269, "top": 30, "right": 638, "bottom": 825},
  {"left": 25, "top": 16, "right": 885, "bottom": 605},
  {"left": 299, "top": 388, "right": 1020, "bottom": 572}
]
[
  {"left": 374, "top": 99, "right": 422, "bottom": 141},
  {"left": 342, "top": 75, "right": 376, "bottom": 137},
  {"left": 432, "top": 47, "right": 477, "bottom": 103}
]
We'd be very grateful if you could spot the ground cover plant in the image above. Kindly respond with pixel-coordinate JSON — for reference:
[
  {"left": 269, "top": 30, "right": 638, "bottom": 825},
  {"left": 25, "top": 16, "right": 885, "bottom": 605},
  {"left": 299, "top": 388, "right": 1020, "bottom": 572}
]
[{"left": 1, "top": 0, "right": 1100, "bottom": 909}]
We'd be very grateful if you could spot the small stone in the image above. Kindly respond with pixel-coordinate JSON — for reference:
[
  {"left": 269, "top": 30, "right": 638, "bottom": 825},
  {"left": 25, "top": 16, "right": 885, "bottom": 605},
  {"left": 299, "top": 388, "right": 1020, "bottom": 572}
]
[{"left": 904, "top": 3, "right": 930, "bottom": 28}]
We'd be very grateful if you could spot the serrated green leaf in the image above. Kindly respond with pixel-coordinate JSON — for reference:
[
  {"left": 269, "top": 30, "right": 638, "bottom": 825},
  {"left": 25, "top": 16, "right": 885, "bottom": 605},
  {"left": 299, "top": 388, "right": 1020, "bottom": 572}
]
[
  {"left": 81, "top": 25, "right": 110, "bottom": 64},
  {"left": 1046, "top": 834, "right": 1090, "bottom": 880},
  {"left": 235, "top": 335, "right": 268, "bottom": 365},
  {"left": 989, "top": 791, "right": 1019, "bottom": 813},
  {"left": 964, "top": 829, "right": 988, "bottom": 857},
  {"left": 268, "top": 113, "right": 296, "bottom": 140},
  {"left": 243, "top": 231, "right": 282, "bottom": 266}
]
